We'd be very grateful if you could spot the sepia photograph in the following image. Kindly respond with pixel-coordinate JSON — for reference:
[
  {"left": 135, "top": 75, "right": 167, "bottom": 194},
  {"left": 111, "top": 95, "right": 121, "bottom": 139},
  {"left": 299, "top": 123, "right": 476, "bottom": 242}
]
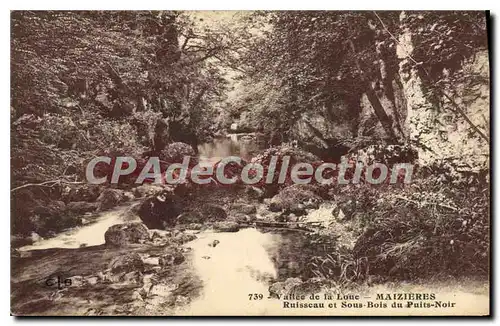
[{"left": 10, "top": 10, "right": 490, "bottom": 316}]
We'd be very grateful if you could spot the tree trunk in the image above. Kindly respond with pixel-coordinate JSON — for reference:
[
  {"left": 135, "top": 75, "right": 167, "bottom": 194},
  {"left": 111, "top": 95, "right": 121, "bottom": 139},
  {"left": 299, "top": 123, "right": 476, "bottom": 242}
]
[
  {"left": 348, "top": 40, "right": 398, "bottom": 142},
  {"left": 363, "top": 84, "right": 398, "bottom": 141}
]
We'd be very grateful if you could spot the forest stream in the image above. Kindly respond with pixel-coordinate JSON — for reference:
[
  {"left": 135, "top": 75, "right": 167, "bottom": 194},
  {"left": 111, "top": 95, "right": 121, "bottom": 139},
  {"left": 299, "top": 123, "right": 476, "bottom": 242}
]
[
  {"left": 12, "top": 203, "right": 288, "bottom": 315},
  {"left": 11, "top": 134, "right": 490, "bottom": 316},
  {"left": 12, "top": 136, "right": 290, "bottom": 315},
  {"left": 12, "top": 192, "right": 489, "bottom": 316}
]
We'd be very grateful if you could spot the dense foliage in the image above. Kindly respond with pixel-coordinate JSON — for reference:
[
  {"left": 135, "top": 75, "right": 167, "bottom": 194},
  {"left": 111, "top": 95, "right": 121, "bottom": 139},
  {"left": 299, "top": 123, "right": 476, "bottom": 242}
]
[
  {"left": 11, "top": 11, "right": 235, "bottom": 188},
  {"left": 228, "top": 11, "right": 489, "bottom": 151}
]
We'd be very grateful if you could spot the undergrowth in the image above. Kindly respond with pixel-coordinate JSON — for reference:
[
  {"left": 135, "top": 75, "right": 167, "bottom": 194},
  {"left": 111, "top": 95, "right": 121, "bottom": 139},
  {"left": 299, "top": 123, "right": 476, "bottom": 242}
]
[{"left": 306, "top": 168, "right": 489, "bottom": 285}]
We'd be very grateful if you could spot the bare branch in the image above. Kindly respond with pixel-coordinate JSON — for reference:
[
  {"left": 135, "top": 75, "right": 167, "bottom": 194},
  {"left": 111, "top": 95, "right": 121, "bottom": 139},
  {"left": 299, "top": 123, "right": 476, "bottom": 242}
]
[{"left": 11, "top": 179, "right": 86, "bottom": 192}]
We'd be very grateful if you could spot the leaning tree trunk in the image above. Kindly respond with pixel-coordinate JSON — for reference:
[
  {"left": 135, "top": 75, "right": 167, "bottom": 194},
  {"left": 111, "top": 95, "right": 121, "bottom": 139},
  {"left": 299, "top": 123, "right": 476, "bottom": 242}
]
[
  {"left": 348, "top": 40, "right": 399, "bottom": 142},
  {"left": 373, "top": 27, "right": 406, "bottom": 139}
]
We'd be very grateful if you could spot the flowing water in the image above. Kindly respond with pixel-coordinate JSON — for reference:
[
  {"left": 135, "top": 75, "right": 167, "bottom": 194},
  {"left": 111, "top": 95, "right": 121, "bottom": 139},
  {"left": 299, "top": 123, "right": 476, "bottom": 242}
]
[
  {"left": 177, "top": 228, "right": 282, "bottom": 315},
  {"left": 18, "top": 205, "right": 136, "bottom": 251},
  {"left": 176, "top": 227, "right": 489, "bottom": 316},
  {"left": 20, "top": 134, "right": 261, "bottom": 251}
]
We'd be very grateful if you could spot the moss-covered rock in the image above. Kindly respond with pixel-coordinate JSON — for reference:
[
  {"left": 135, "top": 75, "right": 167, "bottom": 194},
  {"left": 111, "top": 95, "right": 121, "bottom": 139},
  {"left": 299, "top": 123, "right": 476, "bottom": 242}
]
[
  {"left": 269, "top": 184, "right": 323, "bottom": 215},
  {"left": 104, "top": 223, "right": 150, "bottom": 247}
]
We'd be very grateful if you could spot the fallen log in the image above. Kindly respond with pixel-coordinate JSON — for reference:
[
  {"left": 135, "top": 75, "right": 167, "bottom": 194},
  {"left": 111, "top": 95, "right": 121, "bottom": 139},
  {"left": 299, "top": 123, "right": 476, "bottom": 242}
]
[{"left": 253, "top": 220, "right": 316, "bottom": 232}]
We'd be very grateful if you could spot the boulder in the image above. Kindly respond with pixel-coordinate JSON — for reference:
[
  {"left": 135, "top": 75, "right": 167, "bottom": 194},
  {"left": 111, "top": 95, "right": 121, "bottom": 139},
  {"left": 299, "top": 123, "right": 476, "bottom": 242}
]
[
  {"left": 11, "top": 234, "right": 33, "bottom": 247},
  {"left": 230, "top": 203, "right": 257, "bottom": 215},
  {"left": 173, "top": 233, "right": 197, "bottom": 244},
  {"left": 66, "top": 201, "right": 98, "bottom": 214},
  {"left": 269, "top": 184, "right": 323, "bottom": 215},
  {"left": 176, "top": 211, "right": 203, "bottom": 224},
  {"left": 184, "top": 223, "right": 203, "bottom": 230},
  {"left": 62, "top": 184, "right": 101, "bottom": 203},
  {"left": 208, "top": 240, "right": 220, "bottom": 247},
  {"left": 291, "top": 107, "right": 353, "bottom": 160},
  {"left": 137, "top": 191, "right": 181, "bottom": 229},
  {"left": 159, "top": 251, "right": 185, "bottom": 266},
  {"left": 143, "top": 256, "right": 160, "bottom": 266},
  {"left": 256, "top": 204, "right": 283, "bottom": 221},
  {"left": 133, "top": 184, "right": 167, "bottom": 198},
  {"left": 104, "top": 223, "right": 150, "bottom": 247},
  {"left": 251, "top": 145, "right": 322, "bottom": 196},
  {"left": 28, "top": 201, "right": 82, "bottom": 236},
  {"left": 108, "top": 253, "right": 144, "bottom": 276},
  {"left": 160, "top": 142, "right": 196, "bottom": 163},
  {"left": 213, "top": 221, "right": 240, "bottom": 232},
  {"left": 201, "top": 204, "right": 227, "bottom": 221},
  {"left": 229, "top": 213, "right": 255, "bottom": 224},
  {"left": 32, "top": 200, "right": 66, "bottom": 217},
  {"left": 122, "top": 191, "right": 135, "bottom": 202},
  {"left": 149, "top": 230, "right": 172, "bottom": 246},
  {"left": 97, "top": 189, "right": 124, "bottom": 211},
  {"left": 287, "top": 213, "right": 299, "bottom": 222}
]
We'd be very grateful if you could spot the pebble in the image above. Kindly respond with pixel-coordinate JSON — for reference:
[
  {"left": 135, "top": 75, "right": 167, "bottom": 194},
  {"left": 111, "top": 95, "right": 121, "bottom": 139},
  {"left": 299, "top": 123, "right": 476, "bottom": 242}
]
[{"left": 208, "top": 240, "right": 220, "bottom": 247}]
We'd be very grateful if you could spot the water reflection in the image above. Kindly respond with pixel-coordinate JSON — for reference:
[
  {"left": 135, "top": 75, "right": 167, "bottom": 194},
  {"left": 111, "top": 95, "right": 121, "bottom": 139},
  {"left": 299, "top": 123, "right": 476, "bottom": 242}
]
[
  {"left": 177, "top": 228, "right": 281, "bottom": 316},
  {"left": 198, "top": 133, "right": 265, "bottom": 164}
]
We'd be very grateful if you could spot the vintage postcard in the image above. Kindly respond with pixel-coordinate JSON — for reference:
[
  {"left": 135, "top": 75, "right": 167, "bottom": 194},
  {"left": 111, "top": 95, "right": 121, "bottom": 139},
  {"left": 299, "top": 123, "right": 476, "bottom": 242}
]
[{"left": 11, "top": 10, "right": 490, "bottom": 316}]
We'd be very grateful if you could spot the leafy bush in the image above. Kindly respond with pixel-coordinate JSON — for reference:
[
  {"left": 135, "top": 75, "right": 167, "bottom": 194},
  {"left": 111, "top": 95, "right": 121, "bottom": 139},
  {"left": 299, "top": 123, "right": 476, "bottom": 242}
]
[
  {"left": 300, "top": 167, "right": 489, "bottom": 285},
  {"left": 351, "top": 173, "right": 489, "bottom": 280}
]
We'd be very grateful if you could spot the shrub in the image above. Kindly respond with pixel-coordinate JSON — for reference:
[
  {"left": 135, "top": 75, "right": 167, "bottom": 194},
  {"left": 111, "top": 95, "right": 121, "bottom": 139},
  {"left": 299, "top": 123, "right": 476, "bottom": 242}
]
[{"left": 352, "top": 174, "right": 489, "bottom": 280}]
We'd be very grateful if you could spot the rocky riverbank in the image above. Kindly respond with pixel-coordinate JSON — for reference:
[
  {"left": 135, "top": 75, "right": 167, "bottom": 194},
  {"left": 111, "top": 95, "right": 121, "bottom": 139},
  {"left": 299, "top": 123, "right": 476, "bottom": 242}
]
[{"left": 11, "top": 171, "right": 348, "bottom": 316}]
